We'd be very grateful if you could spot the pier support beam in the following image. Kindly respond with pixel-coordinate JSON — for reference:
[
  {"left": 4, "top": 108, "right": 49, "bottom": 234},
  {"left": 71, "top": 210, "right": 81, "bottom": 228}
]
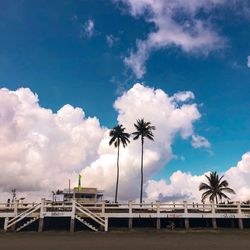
[
  {"left": 105, "top": 217, "right": 108, "bottom": 232},
  {"left": 70, "top": 218, "right": 75, "bottom": 233},
  {"left": 70, "top": 199, "right": 75, "bottom": 233},
  {"left": 156, "top": 218, "right": 161, "bottom": 230},
  {"left": 156, "top": 201, "right": 160, "bottom": 230},
  {"left": 38, "top": 198, "right": 45, "bottom": 232},
  {"left": 183, "top": 201, "right": 189, "bottom": 230},
  {"left": 236, "top": 202, "right": 244, "bottom": 230},
  {"left": 184, "top": 218, "right": 190, "bottom": 230},
  {"left": 212, "top": 218, "right": 217, "bottom": 229},
  {"left": 238, "top": 218, "right": 244, "bottom": 230},
  {"left": 11, "top": 201, "right": 18, "bottom": 231},
  {"left": 4, "top": 217, "right": 9, "bottom": 232},
  {"left": 128, "top": 200, "right": 133, "bottom": 230},
  {"left": 38, "top": 218, "right": 44, "bottom": 232},
  {"left": 128, "top": 218, "right": 133, "bottom": 230}
]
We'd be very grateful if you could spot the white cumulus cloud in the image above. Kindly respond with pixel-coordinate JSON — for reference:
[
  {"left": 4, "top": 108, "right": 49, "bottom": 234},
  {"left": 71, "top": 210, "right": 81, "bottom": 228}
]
[
  {"left": 247, "top": 55, "right": 250, "bottom": 68},
  {"left": 0, "top": 84, "right": 209, "bottom": 202},
  {"left": 2, "top": 84, "right": 250, "bottom": 203},
  {"left": 81, "top": 83, "right": 208, "bottom": 200},
  {"left": 117, "top": 0, "right": 226, "bottom": 78},
  {"left": 0, "top": 87, "right": 105, "bottom": 194},
  {"left": 225, "top": 152, "right": 250, "bottom": 201},
  {"left": 146, "top": 152, "right": 250, "bottom": 202},
  {"left": 146, "top": 171, "right": 206, "bottom": 202}
]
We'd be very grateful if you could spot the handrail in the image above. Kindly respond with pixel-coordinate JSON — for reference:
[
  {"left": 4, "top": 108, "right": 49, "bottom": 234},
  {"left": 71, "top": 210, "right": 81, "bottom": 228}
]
[
  {"left": 75, "top": 202, "right": 105, "bottom": 222},
  {"left": 75, "top": 202, "right": 105, "bottom": 227},
  {"left": 75, "top": 205, "right": 105, "bottom": 227},
  {"left": 7, "top": 203, "right": 41, "bottom": 224},
  {"left": 6, "top": 204, "right": 41, "bottom": 229}
]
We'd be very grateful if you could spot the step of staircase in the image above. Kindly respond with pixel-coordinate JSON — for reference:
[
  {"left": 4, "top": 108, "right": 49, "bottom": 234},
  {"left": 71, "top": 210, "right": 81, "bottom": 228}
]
[
  {"left": 75, "top": 215, "right": 98, "bottom": 232},
  {"left": 16, "top": 217, "right": 39, "bottom": 232}
]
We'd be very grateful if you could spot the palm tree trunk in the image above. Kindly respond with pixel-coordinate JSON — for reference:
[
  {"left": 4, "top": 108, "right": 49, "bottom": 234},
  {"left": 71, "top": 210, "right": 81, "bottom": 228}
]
[
  {"left": 140, "top": 137, "right": 144, "bottom": 204},
  {"left": 115, "top": 143, "right": 120, "bottom": 203},
  {"left": 215, "top": 195, "right": 218, "bottom": 204}
]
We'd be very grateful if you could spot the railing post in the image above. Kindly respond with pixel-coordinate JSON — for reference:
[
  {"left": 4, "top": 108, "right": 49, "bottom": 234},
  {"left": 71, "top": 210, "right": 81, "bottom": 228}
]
[
  {"left": 38, "top": 198, "right": 45, "bottom": 232},
  {"left": 183, "top": 201, "right": 189, "bottom": 229},
  {"left": 40, "top": 199, "right": 44, "bottom": 213},
  {"left": 14, "top": 200, "right": 18, "bottom": 216},
  {"left": 129, "top": 200, "right": 132, "bottom": 215},
  {"left": 183, "top": 201, "right": 188, "bottom": 214},
  {"left": 128, "top": 200, "right": 133, "bottom": 230},
  {"left": 101, "top": 201, "right": 105, "bottom": 217},
  {"left": 70, "top": 199, "right": 75, "bottom": 233},
  {"left": 237, "top": 201, "right": 244, "bottom": 230},
  {"left": 99, "top": 201, "right": 105, "bottom": 232},
  {"left": 156, "top": 201, "right": 161, "bottom": 230},
  {"left": 211, "top": 202, "right": 217, "bottom": 229},
  {"left": 4, "top": 217, "right": 9, "bottom": 231},
  {"left": 11, "top": 200, "right": 18, "bottom": 231},
  {"left": 156, "top": 200, "right": 160, "bottom": 216},
  {"left": 236, "top": 201, "right": 241, "bottom": 214}
]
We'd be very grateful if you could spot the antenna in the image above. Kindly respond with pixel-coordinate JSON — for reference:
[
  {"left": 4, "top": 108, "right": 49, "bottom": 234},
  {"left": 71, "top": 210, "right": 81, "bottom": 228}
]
[
  {"left": 11, "top": 188, "right": 16, "bottom": 203},
  {"left": 68, "top": 179, "right": 71, "bottom": 201}
]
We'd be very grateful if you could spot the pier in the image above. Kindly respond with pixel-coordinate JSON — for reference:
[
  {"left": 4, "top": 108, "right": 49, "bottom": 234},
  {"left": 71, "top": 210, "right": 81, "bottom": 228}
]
[{"left": 0, "top": 200, "right": 250, "bottom": 232}]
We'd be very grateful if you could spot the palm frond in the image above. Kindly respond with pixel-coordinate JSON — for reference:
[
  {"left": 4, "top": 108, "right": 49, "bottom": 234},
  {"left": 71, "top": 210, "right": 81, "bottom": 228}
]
[
  {"left": 133, "top": 118, "right": 155, "bottom": 141},
  {"left": 201, "top": 190, "right": 212, "bottom": 202},
  {"left": 220, "top": 187, "right": 236, "bottom": 194},
  {"left": 109, "top": 136, "right": 116, "bottom": 146},
  {"left": 218, "top": 192, "right": 230, "bottom": 200},
  {"left": 109, "top": 124, "right": 130, "bottom": 148},
  {"left": 199, "top": 182, "right": 211, "bottom": 191},
  {"left": 218, "top": 180, "right": 229, "bottom": 188}
]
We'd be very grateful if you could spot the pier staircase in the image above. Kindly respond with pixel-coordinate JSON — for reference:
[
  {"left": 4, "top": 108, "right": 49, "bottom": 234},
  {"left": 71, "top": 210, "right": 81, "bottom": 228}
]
[
  {"left": 75, "top": 215, "right": 98, "bottom": 231},
  {"left": 16, "top": 216, "right": 39, "bottom": 232},
  {"left": 75, "top": 202, "right": 106, "bottom": 232},
  {"left": 4, "top": 203, "right": 41, "bottom": 231}
]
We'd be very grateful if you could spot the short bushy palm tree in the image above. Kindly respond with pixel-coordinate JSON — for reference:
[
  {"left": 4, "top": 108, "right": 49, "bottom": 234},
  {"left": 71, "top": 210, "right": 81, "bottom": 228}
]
[
  {"left": 133, "top": 119, "right": 155, "bottom": 204},
  {"left": 199, "top": 171, "right": 235, "bottom": 203},
  {"left": 109, "top": 124, "right": 130, "bottom": 203}
]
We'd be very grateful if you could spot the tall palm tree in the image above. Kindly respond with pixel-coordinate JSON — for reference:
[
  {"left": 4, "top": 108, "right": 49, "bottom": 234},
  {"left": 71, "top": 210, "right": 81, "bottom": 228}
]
[
  {"left": 199, "top": 171, "right": 235, "bottom": 203},
  {"left": 133, "top": 119, "right": 155, "bottom": 204},
  {"left": 109, "top": 124, "right": 130, "bottom": 203}
]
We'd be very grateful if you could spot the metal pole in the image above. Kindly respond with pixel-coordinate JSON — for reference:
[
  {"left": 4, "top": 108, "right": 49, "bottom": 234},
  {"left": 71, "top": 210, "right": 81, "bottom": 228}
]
[{"left": 68, "top": 179, "right": 71, "bottom": 201}]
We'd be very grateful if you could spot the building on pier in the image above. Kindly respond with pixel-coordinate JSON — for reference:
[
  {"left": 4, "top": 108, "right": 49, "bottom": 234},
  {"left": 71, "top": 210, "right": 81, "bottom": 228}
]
[
  {"left": 52, "top": 175, "right": 104, "bottom": 203},
  {"left": 62, "top": 187, "right": 103, "bottom": 203}
]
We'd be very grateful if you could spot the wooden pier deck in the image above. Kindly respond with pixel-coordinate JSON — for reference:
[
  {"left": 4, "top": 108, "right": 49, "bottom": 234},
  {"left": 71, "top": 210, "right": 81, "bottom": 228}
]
[{"left": 1, "top": 200, "right": 250, "bottom": 232}]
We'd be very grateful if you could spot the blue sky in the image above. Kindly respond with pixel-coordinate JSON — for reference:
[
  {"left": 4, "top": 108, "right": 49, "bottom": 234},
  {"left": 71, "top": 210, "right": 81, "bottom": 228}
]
[{"left": 0, "top": 0, "right": 250, "bottom": 187}]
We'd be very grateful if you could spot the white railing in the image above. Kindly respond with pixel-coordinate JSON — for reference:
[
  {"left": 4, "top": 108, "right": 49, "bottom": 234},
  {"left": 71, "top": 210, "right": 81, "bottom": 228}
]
[
  {"left": 1, "top": 200, "right": 250, "bottom": 219},
  {"left": 0, "top": 199, "right": 249, "bottom": 232}
]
